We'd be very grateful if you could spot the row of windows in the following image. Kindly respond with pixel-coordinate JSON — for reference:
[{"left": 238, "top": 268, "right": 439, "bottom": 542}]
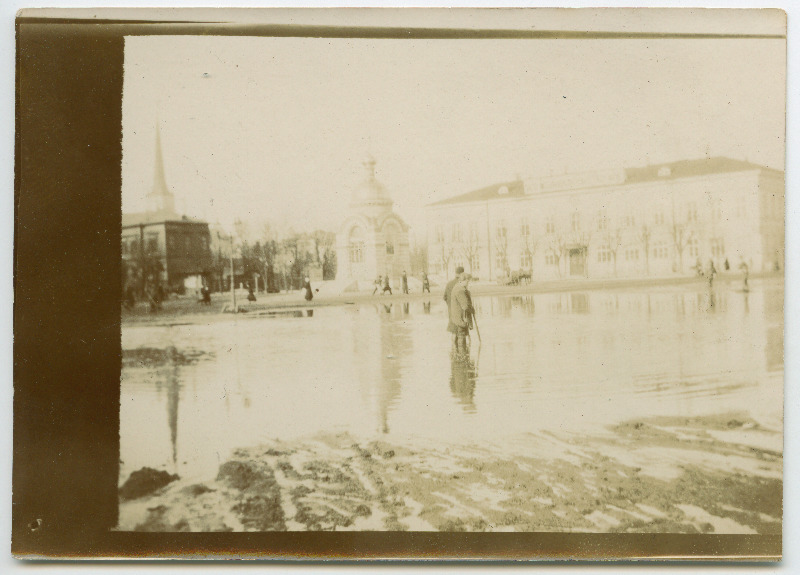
[
  {"left": 439, "top": 237, "right": 726, "bottom": 269},
  {"left": 434, "top": 203, "right": 743, "bottom": 244}
]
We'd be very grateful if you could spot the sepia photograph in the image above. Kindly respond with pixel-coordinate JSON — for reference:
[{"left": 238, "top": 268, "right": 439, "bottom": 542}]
[
  {"left": 12, "top": 6, "right": 789, "bottom": 562},
  {"left": 114, "top": 11, "right": 785, "bottom": 536}
]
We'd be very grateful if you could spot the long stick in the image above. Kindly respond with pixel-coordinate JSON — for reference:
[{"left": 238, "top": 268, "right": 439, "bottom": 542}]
[{"left": 472, "top": 308, "right": 481, "bottom": 343}]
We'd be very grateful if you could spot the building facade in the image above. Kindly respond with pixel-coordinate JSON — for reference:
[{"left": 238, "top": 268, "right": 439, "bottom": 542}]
[
  {"left": 122, "top": 125, "right": 213, "bottom": 294},
  {"left": 336, "top": 158, "right": 411, "bottom": 290},
  {"left": 426, "top": 157, "right": 784, "bottom": 281}
]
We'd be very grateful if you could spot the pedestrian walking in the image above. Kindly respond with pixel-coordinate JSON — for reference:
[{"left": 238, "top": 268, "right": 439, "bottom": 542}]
[
  {"left": 372, "top": 275, "right": 382, "bottom": 296},
  {"left": 303, "top": 276, "right": 314, "bottom": 301},
  {"left": 382, "top": 275, "right": 393, "bottom": 295},
  {"left": 422, "top": 272, "right": 431, "bottom": 294},
  {"left": 402, "top": 271, "right": 409, "bottom": 294}
]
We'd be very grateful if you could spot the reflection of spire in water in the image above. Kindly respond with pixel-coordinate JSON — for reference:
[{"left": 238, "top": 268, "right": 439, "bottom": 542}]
[{"left": 165, "top": 365, "right": 180, "bottom": 469}]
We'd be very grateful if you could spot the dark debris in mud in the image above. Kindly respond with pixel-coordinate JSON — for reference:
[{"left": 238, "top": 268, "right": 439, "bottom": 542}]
[
  {"left": 119, "top": 467, "right": 180, "bottom": 501},
  {"left": 122, "top": 346, "right": 211, "bottom": 368}
]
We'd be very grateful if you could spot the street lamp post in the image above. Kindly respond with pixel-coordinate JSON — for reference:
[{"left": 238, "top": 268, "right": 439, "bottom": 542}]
[{"left": 229, "top": 233, "right": 236, "bottom": 311}]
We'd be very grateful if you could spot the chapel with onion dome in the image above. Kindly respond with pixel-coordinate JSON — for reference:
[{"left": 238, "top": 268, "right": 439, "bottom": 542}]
[{"left": 335, "top": 157, "right": 410, "bottom": 291}]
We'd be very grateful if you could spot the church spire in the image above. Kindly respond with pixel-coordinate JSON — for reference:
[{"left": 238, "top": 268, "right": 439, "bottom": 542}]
[{"left": 146, "top": 121, "right": 176, "bottom": 215}]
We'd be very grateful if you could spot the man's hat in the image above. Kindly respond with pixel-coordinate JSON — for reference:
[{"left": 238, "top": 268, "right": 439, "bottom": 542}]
[{"left": 455, "top": 266, "right": 465, "bottom": 274}]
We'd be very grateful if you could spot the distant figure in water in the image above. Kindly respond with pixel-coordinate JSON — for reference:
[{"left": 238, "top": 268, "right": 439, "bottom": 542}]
[
  {"left": 422, "top": 272, "right": 431, "bottom": 294},
  {"left": 739, "top": 260, "right": 750, "bottom": 292},
  {"left": 247, "top": 282, "right": 257, "bottom": 302},
  {"left": 382, "top": 275, "right": 393, "bottom": 295},
  {"left": 303, "top": 276, "right": 313, "bottom": 301},
  {"left": 448, "top": 272, "right": 473, "bottom": 355},
  {"left": 402, "top": 270, "right": 409, "bottom": 294},
  {"left": 372, "top": 275, "right": 382, "bottom": 296},
  {"left": 706, "top": 259, "right": 717, "bottom": 288}
]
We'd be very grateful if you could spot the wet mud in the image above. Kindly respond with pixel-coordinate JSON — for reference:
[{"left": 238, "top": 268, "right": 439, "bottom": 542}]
[{"left": 118, "top": 412, "right": 781, "bottom": 533}]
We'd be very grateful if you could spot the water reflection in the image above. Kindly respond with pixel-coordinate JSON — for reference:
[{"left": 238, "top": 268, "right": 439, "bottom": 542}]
[
  {"left": 120, "top": 280, "right": 784, "bottom": 482},
  {"left": 450, "top": 354, "right": 478, "bottom": 413}
]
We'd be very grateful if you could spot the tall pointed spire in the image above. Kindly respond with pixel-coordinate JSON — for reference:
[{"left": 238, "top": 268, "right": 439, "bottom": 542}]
[{"left": 146, "top": 121, "right": 176, "bottom": 215}]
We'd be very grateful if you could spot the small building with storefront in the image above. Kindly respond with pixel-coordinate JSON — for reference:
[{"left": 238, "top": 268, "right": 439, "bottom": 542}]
[{"left": 426, "top": 157, "right": 784, "bottom": 282}]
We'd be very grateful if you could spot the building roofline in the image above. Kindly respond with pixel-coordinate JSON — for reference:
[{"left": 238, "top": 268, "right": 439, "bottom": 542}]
[{"left": 426, "top": 157, "right": 783, "bottom": 208}]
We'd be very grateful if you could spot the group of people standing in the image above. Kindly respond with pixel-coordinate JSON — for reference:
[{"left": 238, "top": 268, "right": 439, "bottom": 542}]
[
  {"left": 443, "top": 266, "right": 474, "bottom": 355},
  {"left": 372, "top": 271, "right": 432, "bottom": 296}
]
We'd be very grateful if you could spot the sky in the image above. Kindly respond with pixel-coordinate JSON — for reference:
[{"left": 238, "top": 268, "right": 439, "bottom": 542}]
[{"left": 121, "top": 24, "right": 786, "bottom": 240}]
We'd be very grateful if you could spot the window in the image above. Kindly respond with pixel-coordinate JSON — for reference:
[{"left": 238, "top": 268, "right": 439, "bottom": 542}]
[
  {"left": 710, "top": 237, "right": 725, "bottom": 258},
  {"left": 712, "top": 202, "right": 723, "bottom": 222},
  {"left": 184, "top": 236, "right": 192, "bottom": 253},
  {"left": 597, "top": 243, "right": 612, "bottom": 263},
  {"left": 495, "top": 221, "right": 507, "bottom": 241},
  {"left": 469, "top": 221, "right": 479, "bottom": 241},
  {"left": 200, "top": 235, "right": 209, "bottom": 251},
  {"left": 435, "top": 224, "right": 445, "bottom": 244},
  {"left": 624, "top": 248, "right": 639, "bottom": 261},
  {"left": 652, "top": 241, "right": 669, "bottom": 259},
  {"left": 597, "top": 210, "right": 607, "bottom": 231},
  {"left": 571, "top": 212, "right": 581, "bottom": 232},
  {"left": 350, "top": 243, "right": 364, "bottom": 263},
  {"left": 622, "top": 214, "right": 636, "bottom": 228},
  {"left": 147, "top": 233, "right": 159, "bottom": 254},
  {"left": 452, "top": 223, "right": 462, "bottom": 243},
  {"left": 520, "top": 220, "right": 530, "bottom": 239},
  {"left": 470, "top": 254, "right": 480, "bottom": 272},
  {"left": 545, "top": 253, "right": 557, "bottom": 266},
  {"left": 386, "top": 241, "right": 394, "bottom": 255},
  {"left": 520, "top": 251, "right": 532, "bottom": 269},
  {"left": 686, "top": 202, "right": 698, "bottom": 223},
  {"left": 545, "top": 217, "right": 555, "bottom": 235},
  {"left": 496, "top": 252, "right": 507, "bottom": 271},
  {"left": 687, "top": 237, "right": 699, "bottom": 258}
]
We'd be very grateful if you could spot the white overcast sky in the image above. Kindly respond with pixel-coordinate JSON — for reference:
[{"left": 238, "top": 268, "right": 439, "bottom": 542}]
[{"left": 121, "top": 13, "right": 785, "bottom": 238}]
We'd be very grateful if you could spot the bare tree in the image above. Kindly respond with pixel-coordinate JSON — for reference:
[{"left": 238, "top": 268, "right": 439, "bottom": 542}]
[
  {"left": 439, "top": 241, "right": 454, "bottom": 279},
  {"left": 546, "top": 235, "right": 568, "bottom": 278},
  {"left": 603, "top": 227, "right": 624, "bottom": 277},
  {"left": 460, "top": 232, "right": 480, "bottom": 275},
  {"left": 521, "top": 231, "right": 542, "bottom": 280},
  {"left": 670, "top": 220, "right": 693, "bottom": 274},
  {"left": 638, "top": 224, "right": 652, "bottom": 276}
]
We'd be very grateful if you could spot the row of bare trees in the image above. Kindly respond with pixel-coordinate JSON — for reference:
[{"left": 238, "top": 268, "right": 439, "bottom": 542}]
[{"left": 211, "top": 221, "right": 336, "bottom": 293}]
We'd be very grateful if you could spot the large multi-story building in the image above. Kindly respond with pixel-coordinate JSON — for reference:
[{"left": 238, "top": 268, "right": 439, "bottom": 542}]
[
  {"left": 122, "top": 126, "right": 213, "bottom": 294},
  {"left": 426, "top": 157, "right": 784, "bottom": 281}
]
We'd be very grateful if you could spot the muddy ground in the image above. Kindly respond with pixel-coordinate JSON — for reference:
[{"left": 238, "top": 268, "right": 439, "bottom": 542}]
[{"left": 117, "top": 412, "right": 781, "bottom": 533}]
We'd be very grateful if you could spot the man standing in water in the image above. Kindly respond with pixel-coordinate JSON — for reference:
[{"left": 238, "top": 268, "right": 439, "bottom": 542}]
[
  {"left": 402, "top": 271, "right": 409, "bottom": 294},
  {"left": 448, "top": 273, "right": 473, "bottom": 355},
  {"left": 443, "top": 266, "right": 465, "bottom": 307}
]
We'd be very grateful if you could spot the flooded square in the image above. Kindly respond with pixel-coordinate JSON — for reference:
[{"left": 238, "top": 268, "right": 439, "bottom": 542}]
[{"left": 119, "top": 278, "right": 782, "bottom": 533}]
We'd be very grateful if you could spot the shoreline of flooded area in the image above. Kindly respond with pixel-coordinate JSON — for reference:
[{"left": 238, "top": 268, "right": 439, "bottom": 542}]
[
  {"left": 118, "top": 412, "right": 781, "bottom": 533},
  {"left": 118, "top": 279, "right": 783, "bottom": 532}
]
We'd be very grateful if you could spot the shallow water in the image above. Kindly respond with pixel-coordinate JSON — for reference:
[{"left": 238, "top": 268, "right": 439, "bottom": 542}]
[{"left": 120, "top": 279, "right": 783, "bottom": 484}]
